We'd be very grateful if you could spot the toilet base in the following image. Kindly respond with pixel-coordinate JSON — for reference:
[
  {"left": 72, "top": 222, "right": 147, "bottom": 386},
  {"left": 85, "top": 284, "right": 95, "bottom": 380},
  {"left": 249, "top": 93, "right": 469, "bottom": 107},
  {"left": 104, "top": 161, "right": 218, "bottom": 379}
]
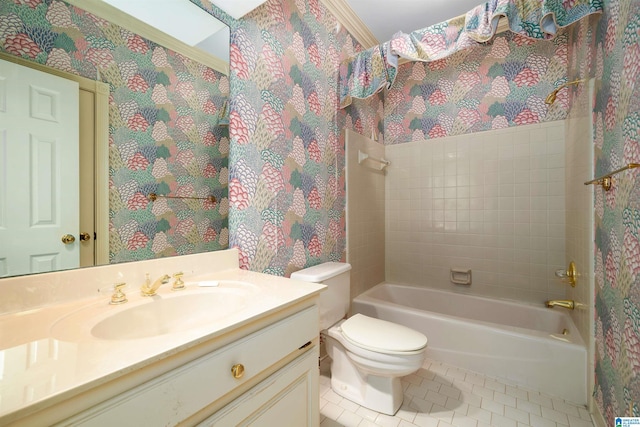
[
  {"left": 330, "top": 372, "right": 403, "bottom": 416},
  {"left": 327, "top": 342, "right": 404, "bottom": 415}
]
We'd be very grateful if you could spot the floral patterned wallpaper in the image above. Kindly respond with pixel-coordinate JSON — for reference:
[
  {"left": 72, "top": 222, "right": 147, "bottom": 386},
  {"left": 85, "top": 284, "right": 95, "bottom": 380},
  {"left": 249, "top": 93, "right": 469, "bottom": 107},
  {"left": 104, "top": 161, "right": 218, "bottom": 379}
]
[
  {"left": 384, "top": 31, "right": 570, "bottom": 144},
  {"left": 588, "top": 0, "right": 640, "bottom": 419},
  {"left": 194, "top": 0, "right": 382, "bottom": 275},
  {"left": 5, "top": 0, "right": 638, "bottom": 415},
  {"left": 0, "top": 0, "right": 229, "bottom": 263}
]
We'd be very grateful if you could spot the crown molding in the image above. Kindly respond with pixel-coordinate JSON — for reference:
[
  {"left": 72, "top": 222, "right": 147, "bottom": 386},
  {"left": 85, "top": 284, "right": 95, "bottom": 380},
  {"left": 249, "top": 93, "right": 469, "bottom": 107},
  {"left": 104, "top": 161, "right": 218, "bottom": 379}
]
[
  {"left": 65, "top": 0, "right": 229, "bottom": 75},
  {"left": 320, "top": 0, "right": 379, "bottom": 49}
]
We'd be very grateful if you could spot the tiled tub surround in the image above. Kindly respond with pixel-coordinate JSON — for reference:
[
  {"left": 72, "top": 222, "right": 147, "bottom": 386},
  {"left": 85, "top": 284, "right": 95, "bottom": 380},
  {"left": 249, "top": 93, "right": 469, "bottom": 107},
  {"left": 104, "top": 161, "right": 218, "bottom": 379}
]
[
  {"left": 0, "top": 249, "right": 324, "bottom": 425},
  {"left": 564, "top": 77, "right": 596, "bottom": 407},
  {"left": 385, "top": 121, "right": 567, "bottom": 304},
  {"left": 346, "top": 129, "right": 386, "bottom": 299}
]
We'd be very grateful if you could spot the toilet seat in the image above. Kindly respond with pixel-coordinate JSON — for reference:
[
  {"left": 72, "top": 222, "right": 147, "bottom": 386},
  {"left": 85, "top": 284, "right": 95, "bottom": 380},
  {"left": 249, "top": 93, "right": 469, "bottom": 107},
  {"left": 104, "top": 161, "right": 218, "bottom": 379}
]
[
  {"left": 339, "top": 314, "right": 427, "bottom": 355},
  {"left": 325, "top": 317, "right": 426, "bottom": 379}
]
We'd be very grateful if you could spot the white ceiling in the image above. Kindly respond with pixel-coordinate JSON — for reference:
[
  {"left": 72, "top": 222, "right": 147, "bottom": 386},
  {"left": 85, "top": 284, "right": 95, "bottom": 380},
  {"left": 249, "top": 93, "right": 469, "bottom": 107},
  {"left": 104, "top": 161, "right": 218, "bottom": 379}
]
[
  {"left": 343, "top": 0, "right": 485, "bottom": 43},
  {"left": 209, "top": 0, "right": 268, "bottom": 19},
  {"left": 97, "top": 0, "right": 486, "bottom": 65},
  {"left": 101, "top": 0, "right": 225, "bottom": 45},
  {"left": 100, "top": 0, "right": 230, "bottom": 62}
]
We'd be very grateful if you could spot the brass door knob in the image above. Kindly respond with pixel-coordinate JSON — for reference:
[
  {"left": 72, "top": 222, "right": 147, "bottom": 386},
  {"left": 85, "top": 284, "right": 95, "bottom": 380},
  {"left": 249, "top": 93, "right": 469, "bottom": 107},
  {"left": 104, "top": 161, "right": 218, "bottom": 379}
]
[
  {"left": 61, "top": 234, "right": 75, "bottom": 244},
  {"left": 231, "top": 364, "right": 245, "bottom": 379},
  {"left": 80, "top": 232, "right": 91, "bottom": 242}
]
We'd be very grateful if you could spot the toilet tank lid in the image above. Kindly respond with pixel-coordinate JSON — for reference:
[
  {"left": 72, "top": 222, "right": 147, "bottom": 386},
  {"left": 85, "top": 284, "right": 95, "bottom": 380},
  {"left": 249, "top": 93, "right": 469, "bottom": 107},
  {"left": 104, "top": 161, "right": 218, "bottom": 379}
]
[{"left": 290, "top": 262, "right": 352, "bottom": 283}]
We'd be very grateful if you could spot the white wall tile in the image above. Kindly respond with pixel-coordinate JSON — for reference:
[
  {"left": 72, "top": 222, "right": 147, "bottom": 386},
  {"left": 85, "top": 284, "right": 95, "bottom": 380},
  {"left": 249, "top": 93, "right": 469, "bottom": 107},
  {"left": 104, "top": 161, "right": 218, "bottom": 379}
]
[
  {"left": 385, "top": 122, "right": 566, "bottom": 304},
  {"left": 346, "top": 130, "right": 386, "bottom": 300}
]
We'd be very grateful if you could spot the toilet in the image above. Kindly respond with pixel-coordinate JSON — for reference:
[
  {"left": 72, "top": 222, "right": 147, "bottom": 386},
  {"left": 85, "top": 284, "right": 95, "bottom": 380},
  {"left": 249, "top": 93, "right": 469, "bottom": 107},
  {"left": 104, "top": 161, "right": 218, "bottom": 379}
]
[{"left": 291, "top": 262, "right": 427, "bottom": 415}]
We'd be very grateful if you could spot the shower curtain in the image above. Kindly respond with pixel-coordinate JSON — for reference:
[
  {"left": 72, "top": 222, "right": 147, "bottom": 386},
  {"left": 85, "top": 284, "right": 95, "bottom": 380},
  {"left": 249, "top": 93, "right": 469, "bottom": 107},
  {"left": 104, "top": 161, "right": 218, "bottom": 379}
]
[{"left": 339, "top": 0, "right": 603, "bottom": 108}]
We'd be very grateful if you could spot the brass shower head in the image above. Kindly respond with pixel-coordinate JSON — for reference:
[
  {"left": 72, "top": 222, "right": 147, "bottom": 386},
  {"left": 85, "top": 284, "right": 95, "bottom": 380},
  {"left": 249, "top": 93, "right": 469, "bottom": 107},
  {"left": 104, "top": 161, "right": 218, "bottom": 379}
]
[
  {"left": 545, "top": 79, "right": 586, "bottom": 105},
  {"left": 545, "top": 90, "right": 558, "bottom": 105}
]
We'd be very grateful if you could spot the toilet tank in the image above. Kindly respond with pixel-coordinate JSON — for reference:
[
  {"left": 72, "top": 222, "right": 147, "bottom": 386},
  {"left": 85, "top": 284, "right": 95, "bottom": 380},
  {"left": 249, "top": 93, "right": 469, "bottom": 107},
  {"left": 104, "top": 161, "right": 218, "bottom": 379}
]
[{"left": 290, "top": 262, "right": 352, "bottom": 330}]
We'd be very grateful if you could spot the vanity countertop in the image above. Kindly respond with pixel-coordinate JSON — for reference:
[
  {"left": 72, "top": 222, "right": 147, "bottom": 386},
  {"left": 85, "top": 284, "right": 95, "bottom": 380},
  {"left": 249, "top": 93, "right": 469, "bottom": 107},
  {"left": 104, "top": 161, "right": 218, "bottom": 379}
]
[{"left": 0, "top": 266, "right": 324, "bottom": 425}]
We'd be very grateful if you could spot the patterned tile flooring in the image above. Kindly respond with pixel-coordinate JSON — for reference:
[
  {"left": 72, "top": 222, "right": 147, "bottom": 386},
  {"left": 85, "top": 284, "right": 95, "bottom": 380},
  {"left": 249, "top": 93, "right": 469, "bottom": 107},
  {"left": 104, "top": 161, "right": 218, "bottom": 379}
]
[{"left": 319, "top": 358, "right": 594, "bottom": 427}]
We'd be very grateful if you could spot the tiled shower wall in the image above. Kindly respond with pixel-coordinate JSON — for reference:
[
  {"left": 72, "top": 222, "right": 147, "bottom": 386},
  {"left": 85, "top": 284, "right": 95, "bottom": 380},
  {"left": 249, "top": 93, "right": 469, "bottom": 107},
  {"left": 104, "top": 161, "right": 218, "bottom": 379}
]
[
  {"left": 385, "top": 121, "right": 567, "bottom": 304},
  {"left": 565, "top": 76, "right": 596, "bottom": 409},
  {"left": 345, "top": 129, "right": 385, "bottom": 300}
]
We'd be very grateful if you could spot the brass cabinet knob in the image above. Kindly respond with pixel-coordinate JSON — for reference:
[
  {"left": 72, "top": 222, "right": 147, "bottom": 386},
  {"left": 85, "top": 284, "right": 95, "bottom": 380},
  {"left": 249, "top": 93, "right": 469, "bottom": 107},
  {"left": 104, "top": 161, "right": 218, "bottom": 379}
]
[
  {"left": 231, "top": 364, "right": 245, "bottom": 379},
  {"left": 61, "top": 234, "right": 75, "bottom": 244},
  {"left": 80, "top": 232, "right": 91, "bottom": 242}
]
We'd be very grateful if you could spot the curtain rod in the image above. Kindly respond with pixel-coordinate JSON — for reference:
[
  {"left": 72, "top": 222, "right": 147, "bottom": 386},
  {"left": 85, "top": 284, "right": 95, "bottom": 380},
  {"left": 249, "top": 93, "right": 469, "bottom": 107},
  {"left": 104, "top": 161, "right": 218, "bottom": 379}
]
[{"left": 584, "top": 163, "right": 640, "bottom": 191}]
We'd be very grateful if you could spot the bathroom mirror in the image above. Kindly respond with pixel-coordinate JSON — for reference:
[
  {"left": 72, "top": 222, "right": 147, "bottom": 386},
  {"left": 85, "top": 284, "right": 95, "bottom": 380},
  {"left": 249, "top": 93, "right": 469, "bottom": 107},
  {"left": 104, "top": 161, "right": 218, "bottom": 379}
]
[{"left": 0, "top": 0, "right": 230, "bottom": 278}]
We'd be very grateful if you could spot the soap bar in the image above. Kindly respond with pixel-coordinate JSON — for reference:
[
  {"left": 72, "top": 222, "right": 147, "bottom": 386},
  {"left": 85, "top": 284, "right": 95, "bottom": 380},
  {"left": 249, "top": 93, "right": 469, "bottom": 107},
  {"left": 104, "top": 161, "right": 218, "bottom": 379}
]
[{"left": 198, "top": 280, "right": 219, "bottom": 287}]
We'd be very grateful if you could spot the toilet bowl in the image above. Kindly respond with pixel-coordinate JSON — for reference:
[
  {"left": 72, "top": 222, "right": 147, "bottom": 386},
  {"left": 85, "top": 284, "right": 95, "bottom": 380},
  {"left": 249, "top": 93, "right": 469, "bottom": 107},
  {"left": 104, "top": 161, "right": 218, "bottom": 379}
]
[
  {"left": 324, "top": 314, "right": 427, "bottom": 414},
  {"left": 290, "top": 263, "right": 428, "bottom": 415}
]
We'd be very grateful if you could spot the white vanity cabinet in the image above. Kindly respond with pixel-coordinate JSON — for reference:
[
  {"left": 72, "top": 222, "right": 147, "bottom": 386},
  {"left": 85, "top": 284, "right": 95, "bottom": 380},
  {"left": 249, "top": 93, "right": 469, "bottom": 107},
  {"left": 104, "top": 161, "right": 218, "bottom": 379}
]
[
  {"left": 201, "top": 346, "right": 319, "bottom": 426},
  {"left": 54, "top": 305, "right": 320, "bottom": 427}
]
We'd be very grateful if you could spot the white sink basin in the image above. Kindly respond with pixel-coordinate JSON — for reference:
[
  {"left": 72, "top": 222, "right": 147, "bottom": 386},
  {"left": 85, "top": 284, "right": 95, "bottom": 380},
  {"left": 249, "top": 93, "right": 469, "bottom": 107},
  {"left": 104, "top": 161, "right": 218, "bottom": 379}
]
[
  {"left": 52, "top": 280, "right": 260, "bottom": 341},
  {"left": 91, "top": 292, "right": 245, "bottom": 340}
]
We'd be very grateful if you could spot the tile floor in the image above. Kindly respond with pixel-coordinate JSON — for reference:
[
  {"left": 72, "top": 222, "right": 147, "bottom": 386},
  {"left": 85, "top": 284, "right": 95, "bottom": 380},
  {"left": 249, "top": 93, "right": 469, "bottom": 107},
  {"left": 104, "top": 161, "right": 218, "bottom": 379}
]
[{"left": 319, "top": 357, "right": 594, "bottom": 427}]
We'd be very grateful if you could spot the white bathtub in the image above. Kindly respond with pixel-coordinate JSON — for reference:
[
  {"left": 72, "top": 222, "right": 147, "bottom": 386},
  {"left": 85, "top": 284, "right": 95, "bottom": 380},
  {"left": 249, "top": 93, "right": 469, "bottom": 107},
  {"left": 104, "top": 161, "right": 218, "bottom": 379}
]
[{"left": 352, "top": 283, "right": 587, "bottom": 404}]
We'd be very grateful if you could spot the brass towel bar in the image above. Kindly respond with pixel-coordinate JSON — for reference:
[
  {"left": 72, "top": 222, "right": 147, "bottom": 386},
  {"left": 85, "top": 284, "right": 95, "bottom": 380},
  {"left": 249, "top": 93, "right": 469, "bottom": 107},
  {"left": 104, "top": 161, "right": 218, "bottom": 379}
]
[
  {"left": 148, "top": 192, "right": 216, "bottom": 203},
  {"left": 584, "top": 163, "right": 640, "bottom": 191}
]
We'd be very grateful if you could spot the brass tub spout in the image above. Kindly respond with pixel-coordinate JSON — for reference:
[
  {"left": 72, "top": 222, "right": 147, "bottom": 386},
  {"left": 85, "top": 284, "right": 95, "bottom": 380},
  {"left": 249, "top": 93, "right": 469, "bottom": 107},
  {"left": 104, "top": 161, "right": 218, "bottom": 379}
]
[{"left": 545, "top": 300, "right": 575, "bottom": 310}]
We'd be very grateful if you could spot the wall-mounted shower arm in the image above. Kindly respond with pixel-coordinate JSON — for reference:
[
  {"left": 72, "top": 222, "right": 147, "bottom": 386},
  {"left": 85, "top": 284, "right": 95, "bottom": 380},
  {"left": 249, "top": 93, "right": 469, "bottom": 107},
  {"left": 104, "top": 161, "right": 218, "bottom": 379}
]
[{"left": 545, "top": 79, "right": 585, "bottom": 105}]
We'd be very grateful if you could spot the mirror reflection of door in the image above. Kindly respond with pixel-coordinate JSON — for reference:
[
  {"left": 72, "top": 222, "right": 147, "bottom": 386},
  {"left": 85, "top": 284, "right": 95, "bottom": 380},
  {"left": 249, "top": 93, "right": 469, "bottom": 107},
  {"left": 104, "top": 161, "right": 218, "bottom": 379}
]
[
  {"left": 0, "top": 59, "right": 79, "bottom": 276},
  {"left": 0, "top": 56, "right": 109, "bottom": 277}
]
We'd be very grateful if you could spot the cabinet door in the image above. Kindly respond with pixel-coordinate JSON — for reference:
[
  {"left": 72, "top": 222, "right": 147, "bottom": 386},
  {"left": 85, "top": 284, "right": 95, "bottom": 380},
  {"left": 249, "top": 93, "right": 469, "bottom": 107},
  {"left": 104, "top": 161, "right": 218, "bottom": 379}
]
[{"left": 202, "top": 346, "right": 319, "bottom": 427}]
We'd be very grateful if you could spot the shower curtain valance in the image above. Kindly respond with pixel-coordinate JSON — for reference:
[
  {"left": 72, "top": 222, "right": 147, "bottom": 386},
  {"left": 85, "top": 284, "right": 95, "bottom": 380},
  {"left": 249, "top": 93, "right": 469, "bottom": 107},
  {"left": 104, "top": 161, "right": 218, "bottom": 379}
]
[{"left": 339, "top": 0, "right": 602, "bottom": 108}]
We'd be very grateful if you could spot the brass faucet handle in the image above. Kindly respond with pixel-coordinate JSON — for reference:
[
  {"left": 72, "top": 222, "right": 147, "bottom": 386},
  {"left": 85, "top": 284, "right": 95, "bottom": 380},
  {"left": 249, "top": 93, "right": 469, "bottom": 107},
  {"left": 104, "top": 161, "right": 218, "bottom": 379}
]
[
  {"left": 172, "top": 272, "right": 185, "bottom": 291},
  {"left": 566, "top": 261, "right": 577, "bottom": 287},
  {"left": 110, "top": 283, "right": 128, "bottom": 305},
  {"left": 554, "top": 261, "right": 578, "bottom": 287}
]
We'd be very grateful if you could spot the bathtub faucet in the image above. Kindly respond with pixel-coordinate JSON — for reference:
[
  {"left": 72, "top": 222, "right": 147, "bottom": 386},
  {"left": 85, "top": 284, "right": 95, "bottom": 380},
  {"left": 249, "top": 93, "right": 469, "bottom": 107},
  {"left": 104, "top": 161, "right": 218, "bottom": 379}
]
[{"left": 545, "top": 299, "right": 575, "bottom": 310}]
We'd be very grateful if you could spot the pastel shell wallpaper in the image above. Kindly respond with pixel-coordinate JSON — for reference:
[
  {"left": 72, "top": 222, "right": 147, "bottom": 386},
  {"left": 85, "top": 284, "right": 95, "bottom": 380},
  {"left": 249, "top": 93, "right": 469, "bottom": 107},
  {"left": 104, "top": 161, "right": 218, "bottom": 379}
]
[
  {"left": 194, "top": 0, "right": 383, "bottom": 276},
  {"left": 384, "top": 31, "right": 570, "bottom": 144},
  {"left": 339, "top": 0, "right": 601, "bottom": 108},
  {"left": 0, "top": 0, "right": 230, "bottom": 263},
  {"left": 2, "top": 0, "right": 640, "bottom": 420},
  {"left": 587, "top": 0, "right": 640, "bottom": 419}
]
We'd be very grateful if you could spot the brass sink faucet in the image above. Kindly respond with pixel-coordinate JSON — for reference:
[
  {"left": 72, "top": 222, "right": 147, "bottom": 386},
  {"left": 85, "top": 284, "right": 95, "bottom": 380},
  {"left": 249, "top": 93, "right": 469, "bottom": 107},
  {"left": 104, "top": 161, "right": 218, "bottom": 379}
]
[{"left": 141, "top": 273, "right": 171, "bottom": 296}]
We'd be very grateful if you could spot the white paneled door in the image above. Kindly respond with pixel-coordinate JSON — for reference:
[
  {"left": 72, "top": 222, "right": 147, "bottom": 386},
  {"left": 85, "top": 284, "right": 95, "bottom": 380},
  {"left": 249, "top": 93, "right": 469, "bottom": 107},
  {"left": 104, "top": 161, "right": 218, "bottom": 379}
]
[{"left": 0, "top": 59, "right": 79, "bottom": 277}]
